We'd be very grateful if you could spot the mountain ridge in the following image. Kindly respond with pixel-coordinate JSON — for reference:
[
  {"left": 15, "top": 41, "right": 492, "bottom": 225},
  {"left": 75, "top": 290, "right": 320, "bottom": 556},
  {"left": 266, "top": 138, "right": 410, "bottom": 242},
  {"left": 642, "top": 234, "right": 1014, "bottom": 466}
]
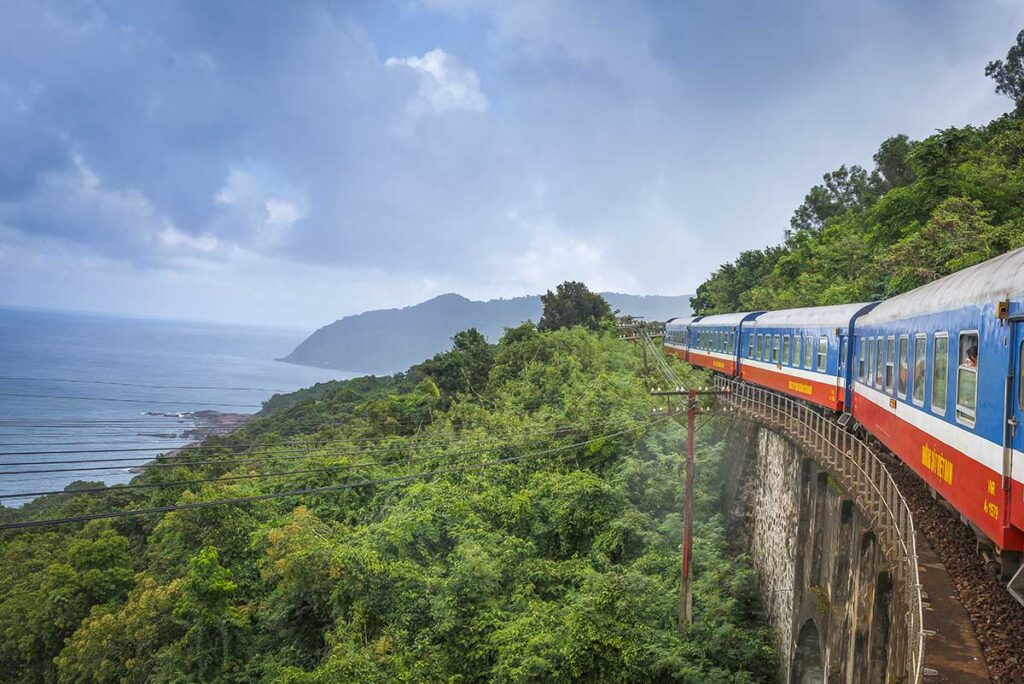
[{"left": 281, "top": 291, "right": 691, "bottom": 374}]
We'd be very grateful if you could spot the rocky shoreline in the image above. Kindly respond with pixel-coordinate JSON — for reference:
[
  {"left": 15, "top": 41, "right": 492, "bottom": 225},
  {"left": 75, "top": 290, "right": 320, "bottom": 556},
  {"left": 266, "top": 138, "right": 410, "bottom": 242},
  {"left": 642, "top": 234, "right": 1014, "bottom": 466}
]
[{"left": 127, "top": 410, "right": 252, "bottom": 472}]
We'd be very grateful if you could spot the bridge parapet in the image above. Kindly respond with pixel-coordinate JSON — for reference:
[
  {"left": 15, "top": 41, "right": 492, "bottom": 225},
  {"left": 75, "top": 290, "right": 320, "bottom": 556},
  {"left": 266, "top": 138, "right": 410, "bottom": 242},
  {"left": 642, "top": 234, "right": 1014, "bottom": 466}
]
[{"left": 714, "top": 376, "right": 924, "bottom": 683}]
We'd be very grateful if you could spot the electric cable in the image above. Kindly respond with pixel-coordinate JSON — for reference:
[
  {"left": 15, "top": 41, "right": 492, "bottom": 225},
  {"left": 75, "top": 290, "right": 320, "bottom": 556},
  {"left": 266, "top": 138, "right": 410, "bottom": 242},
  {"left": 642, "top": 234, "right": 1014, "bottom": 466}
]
[{"left": 0, "top": 416, "right": 670, "bottom": 530}]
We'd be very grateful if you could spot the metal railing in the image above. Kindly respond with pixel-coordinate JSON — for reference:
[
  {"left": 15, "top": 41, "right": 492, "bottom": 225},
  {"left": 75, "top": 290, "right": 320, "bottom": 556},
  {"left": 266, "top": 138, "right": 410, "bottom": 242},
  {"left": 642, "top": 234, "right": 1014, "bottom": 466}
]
[{"left": 713, "top": 375, "right": 924, "bottom": 683}]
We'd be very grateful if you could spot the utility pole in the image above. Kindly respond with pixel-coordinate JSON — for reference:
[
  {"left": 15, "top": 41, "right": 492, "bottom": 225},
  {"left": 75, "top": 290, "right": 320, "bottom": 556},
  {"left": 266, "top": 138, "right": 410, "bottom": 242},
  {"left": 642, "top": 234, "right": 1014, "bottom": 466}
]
[
  {"left": 680, "top": 387, "right": 696, "bottom": 629},
  {"left": 651, "top": 386, "right": 725, "bottom": 630}
]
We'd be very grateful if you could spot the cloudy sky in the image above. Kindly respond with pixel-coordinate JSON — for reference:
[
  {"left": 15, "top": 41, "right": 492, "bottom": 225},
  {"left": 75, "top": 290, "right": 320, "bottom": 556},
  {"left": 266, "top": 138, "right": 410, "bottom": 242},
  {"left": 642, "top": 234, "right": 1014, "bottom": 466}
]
[{"left": 1, "top": 1, "right": 1022, "bottom": 329}]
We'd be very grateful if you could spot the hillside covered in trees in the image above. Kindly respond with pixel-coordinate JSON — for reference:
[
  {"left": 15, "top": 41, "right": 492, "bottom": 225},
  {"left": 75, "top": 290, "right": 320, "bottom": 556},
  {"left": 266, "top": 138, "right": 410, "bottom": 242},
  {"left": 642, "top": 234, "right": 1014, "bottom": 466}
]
[
  {"left": 0, "top": 295, "right": 773, "bottom": 682},
  {"left": 282, "top": 291, "right": 691, "bottom": 374},
  {"left": 692, "top": 33, "right": 1024, "bottom": 314}
]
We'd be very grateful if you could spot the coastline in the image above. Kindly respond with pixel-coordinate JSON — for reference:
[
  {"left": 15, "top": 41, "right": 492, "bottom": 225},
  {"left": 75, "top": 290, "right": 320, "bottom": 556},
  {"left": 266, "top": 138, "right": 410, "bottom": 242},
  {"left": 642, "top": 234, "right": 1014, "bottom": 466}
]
[{"left": 127, "top": 410, "right": 252, "bottom": 473}]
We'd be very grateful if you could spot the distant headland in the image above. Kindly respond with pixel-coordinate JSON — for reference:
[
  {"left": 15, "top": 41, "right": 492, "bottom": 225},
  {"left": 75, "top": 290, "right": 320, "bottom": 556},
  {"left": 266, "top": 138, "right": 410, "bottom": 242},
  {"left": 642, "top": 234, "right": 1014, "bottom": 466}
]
[{"left": 281, "top": 292, "right": 691, "bottom": 374}]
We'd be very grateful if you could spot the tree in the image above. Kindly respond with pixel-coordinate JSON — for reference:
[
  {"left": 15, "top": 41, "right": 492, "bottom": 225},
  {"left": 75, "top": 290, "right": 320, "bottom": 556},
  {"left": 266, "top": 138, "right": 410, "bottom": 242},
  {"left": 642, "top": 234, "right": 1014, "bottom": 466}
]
[
  {"left": 986, "top": 29, "right": 1024, "bottom": 117},
  {"left": 420, "top": 327, "right": 495, "bottom": 399},
  {"left": 873, "top": 134, "right": 916, "bottom": 189},
  {"left": 537, "top": 281, "right": 613, "bottom": 332},
  {"left": 788, "top": 165, "right": 883, "bottom": 235}
]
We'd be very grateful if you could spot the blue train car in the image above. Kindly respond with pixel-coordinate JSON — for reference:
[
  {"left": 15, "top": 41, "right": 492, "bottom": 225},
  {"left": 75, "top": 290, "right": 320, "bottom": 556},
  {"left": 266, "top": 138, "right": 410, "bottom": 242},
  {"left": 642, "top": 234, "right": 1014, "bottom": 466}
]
[
  {"left": 851, "top": 248, "right": 1024, "bottom": 561},
  {"left": 739, "top": 303, "right": 877, "bottom": 412},
  {"left": 688, "top": 312, "right": 763, "bottom": 376},
  {"left": 663, "top": 316, "right": 703, "bottom": 362}
]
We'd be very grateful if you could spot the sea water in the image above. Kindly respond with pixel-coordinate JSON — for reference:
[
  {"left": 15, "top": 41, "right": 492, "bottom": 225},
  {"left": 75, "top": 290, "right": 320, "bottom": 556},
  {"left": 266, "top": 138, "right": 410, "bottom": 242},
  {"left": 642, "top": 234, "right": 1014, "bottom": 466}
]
[{"left": 0, "top": 307, "right": 357, "bottom": 506}]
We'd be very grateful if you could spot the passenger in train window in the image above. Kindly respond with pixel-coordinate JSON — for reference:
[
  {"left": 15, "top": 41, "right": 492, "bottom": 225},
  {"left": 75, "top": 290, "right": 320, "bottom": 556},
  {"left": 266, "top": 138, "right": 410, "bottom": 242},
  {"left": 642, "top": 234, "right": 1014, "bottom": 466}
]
[
  {"left": 912, "top": 335, "right": 926, "bottom": 406},
  {"left": 897, "top": 337, "right": 909, "bottom": 397},
  {"left": 956, "top": 333, "right": 979, "bottom": 425},
  {"left": 965, "top": 345, "right": 978, "bottom": 368}
]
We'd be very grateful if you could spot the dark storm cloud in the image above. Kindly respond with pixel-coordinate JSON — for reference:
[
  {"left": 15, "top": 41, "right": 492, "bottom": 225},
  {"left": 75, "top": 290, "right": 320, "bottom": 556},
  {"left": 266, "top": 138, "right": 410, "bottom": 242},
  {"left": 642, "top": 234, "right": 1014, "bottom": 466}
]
[{"left": 0, "top": 0, "right": 1021, "bottom": 326}]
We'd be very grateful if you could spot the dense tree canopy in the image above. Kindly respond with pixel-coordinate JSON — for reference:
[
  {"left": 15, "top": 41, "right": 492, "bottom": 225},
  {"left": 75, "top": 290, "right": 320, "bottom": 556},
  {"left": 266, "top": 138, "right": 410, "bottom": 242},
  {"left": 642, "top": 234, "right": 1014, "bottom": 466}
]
[
  {"left": 538, "top": 281, "right": 614, "bottom": 332},
  {"left": 0, "top": 324, "right": 774, "bottom": 682},
  {"left": 693, "top": 108, "right": 1024, "bottom": 315}
]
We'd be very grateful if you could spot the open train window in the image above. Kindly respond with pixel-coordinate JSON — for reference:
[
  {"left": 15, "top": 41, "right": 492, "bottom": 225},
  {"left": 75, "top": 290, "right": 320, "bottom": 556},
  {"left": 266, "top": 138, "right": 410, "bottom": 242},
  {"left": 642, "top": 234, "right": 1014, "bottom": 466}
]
[
  {"left": 748, "top": 336, "right": 754, "bottom": 358},
  {"left": 912, "top": 335, "right": 926, "bottom": 406},
  {"left": 858, "top": 340, "right": 866, "bottom": 380},
  {"left": 772, "top": 335, "right": 780, "bottom": 363},
  {"left": 817, "top": 336, "right": 827, "bottom": 372},
  {"left": 932, "top": 333, "right": 948, "bottom": 415},
  {"left": 793, "top": 336, "right": 802, "bottom": 368},
  {"left": 956, "top": 331, "right": 979, "bottom": 426},
  {"left": 897, "top": 336, "right": 908, "bottom": 398},
  {"left": 804, "top": 335, "right": 813, "bottom": 368},
  {"left": 874, "top": 338, "right": 884, "bottom": 388},
  {"left": 866, "top": 338, "right": 874, "bottom": 385},
  {"left": 885, "top": 337, "right": 895, "bottom": 393},
  {"left": 782, "top": 335, "right": 791, "bottom": 365}
]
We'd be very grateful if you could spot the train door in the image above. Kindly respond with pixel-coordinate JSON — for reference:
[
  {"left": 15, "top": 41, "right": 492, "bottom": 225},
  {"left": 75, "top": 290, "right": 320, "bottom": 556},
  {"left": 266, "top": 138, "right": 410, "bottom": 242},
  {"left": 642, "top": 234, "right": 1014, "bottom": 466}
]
[
  {"left": 836, "top": 333, "right": 848, "bottom": 410},
  {"left": 1008, "top": 322, "right": 1024, "bottom": 601},
  {"left": 1007, "top": 325, "right": 1024, "bottom": 520}
]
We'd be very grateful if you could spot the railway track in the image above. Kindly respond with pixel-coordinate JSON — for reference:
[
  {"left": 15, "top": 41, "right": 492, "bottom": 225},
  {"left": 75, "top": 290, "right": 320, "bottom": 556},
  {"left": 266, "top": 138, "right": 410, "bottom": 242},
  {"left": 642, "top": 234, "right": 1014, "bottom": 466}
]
[{"left": 883, "top": 453, "right": 1024, "bottom": 683}]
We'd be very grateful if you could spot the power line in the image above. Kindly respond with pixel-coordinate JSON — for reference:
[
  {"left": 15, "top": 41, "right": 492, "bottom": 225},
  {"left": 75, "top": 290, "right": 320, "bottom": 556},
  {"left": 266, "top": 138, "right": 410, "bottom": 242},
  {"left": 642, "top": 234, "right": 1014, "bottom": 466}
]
[
  {"left": 0, "top": 418, "right": 642, "bottom": 473},
  {"left": 0, "top": 392, "right": 261, "bottom": 409},
  {"left": 0, "top": 425, "right": 595, "bottom": 500},
  {"left": 0, "top": 421, "right": 638, "bottom": 475},
  {"left": 0, "top": 375, "right": 293, "bottom": 393},
  {"left": 0, "top": 417, "right": 669, "bottom": 530},
  {"left": 0, "top": 420, "right": 594, "bottom": 457}
]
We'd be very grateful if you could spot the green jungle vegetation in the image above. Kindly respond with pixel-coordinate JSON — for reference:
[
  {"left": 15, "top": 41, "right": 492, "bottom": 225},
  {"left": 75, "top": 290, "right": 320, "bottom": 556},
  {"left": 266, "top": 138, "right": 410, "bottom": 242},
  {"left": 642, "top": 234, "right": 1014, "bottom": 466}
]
[
  {"left": 692, "top": 31, "right": 1024, "bottom": 314},
  {"left": 0, "top": 285, "right": 776, "bottom": 683}
]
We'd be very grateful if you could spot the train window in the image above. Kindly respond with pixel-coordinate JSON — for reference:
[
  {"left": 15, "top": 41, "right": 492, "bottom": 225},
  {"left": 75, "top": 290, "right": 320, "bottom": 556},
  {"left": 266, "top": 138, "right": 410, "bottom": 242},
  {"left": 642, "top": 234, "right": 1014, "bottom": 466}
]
[
  {"left": 804, "top": 335, "right": 813, "bottom": 368},
  {"left": 868, "top": 339, "right": 876, "bottom": 387},
  {"left": 912, "top": 335, "right": 926, "bottom": 406},
  {"left": 932, "top": 334, "right": 948, "bottom": 415},
  {"left": 858, "top": 340, "right": 866, "bottom": 380},
  {"left": 817, "top": 336, "right": 827, "bottom": 372},
  {"left": 729, "top": 332, "right": 735, "bottom": 352},
  {"left": 772, "top": 335, "right": 780, "bottom": 363},
  {"left": 956, "top": 332, "right": 979, "bottom": 426},
  {"left": 755, "top": 334, "right": 762, "bottom": 360},
  {"left": 1019, "top": 340, "right": 1024, "bottom": 411},
  {"left": 875, "top": 338, "right": 884, "bottom": 387},
  {"left": 782, "top": 335, "right": 791, "bottom": 365},
  {"left": 748, "top": 336, "right": 754, "bottom": 358},
  {"left": 885, "top": 337, "right": 895, "bottom": 393},
  {"left": 793, "top": 336, "right": 802, "bottom": 368},
  {"left": 897, "top": 336, "right": 908, "bottom": 397},
  {"left": 840, "top": 338, "right": 848, "bottom": 372}
]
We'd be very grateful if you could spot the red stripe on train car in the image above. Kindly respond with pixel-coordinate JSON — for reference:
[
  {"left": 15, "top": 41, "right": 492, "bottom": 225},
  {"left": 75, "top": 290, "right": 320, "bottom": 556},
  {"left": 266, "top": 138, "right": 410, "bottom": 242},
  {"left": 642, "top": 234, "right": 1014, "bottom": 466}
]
[
  {"left": 664, "top": 346, "right": 687, "bottom": 361},
  {"left": 687, "top": 351, "right": 736, "bottom": 375},
  {"left": 740, "top": 363, "right": 843, "bottom": 412},
  {"left": 852, "top": 390, "right": 1024, "bottom": 552}
]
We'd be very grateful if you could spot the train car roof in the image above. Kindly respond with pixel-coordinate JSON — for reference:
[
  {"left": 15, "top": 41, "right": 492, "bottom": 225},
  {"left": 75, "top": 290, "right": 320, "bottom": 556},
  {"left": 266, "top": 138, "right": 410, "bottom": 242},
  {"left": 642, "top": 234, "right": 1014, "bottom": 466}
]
[
  {"left": 861, "top": 246, "right": 1024, "bottom": 324},
  {"left": 747, "top": 302, "right": 878, "bottom": 329},
  {"left": 690, "top": 311, "right": 763, "bottom": 327},
  {"left": 665, "top": 315, "right": 703, "bottom": 329}
]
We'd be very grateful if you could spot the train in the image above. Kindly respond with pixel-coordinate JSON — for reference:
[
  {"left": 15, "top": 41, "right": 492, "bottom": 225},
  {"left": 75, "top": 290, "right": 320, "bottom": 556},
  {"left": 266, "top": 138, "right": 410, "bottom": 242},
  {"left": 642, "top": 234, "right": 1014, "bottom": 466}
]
[{"left": 665, "top": 247, "right": 1024, "bottom": 601}]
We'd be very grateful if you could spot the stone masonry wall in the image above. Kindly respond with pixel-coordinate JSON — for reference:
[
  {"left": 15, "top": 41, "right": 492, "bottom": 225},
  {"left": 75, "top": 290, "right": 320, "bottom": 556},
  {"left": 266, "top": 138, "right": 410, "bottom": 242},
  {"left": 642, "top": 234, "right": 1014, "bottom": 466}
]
[{"left": 724, "top": 421, "right": 903, "bottom": 683}]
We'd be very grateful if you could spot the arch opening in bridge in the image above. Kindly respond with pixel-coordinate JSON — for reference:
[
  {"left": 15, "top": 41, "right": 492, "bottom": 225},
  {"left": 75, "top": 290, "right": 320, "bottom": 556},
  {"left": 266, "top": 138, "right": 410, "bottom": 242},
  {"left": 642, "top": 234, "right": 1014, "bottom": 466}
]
[{"left": 792, "top": 619, "right": 824, "bottom": 684}]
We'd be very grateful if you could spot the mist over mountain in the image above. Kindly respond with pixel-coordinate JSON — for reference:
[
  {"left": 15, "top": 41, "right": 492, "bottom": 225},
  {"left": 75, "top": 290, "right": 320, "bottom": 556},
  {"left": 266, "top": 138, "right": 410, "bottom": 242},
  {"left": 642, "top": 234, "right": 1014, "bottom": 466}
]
[{"left": 281, "top": 292, "right": 691, "bottom": 373}]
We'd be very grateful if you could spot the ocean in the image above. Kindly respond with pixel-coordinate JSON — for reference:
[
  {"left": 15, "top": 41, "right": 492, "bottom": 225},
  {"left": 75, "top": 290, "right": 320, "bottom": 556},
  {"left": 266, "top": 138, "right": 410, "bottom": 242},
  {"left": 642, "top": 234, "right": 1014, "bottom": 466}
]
[{"left": 0, "top": 308, "right": 357, "bottom": 506}]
